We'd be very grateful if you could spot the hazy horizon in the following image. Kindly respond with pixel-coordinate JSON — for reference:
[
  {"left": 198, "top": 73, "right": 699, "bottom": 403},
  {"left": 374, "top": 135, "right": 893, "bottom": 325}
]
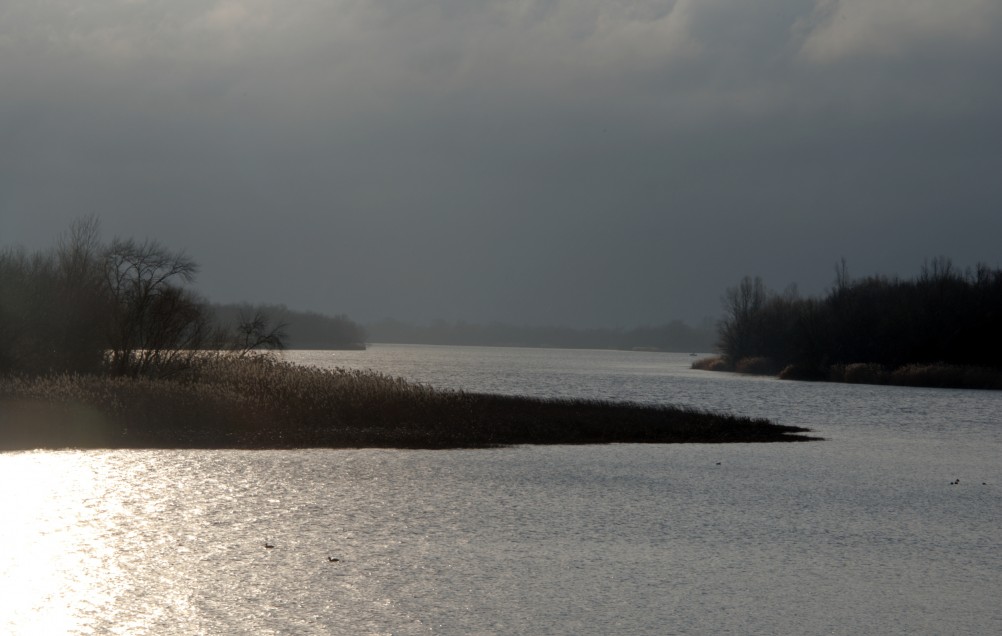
[{"left": 3, "top": 1, "right": 1000, "bottom": 328}]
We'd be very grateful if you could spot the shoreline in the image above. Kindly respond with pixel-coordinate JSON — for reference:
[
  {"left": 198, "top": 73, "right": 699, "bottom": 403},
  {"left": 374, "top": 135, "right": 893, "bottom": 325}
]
[{"left": 693, "top": 356, "right": 1002, "bottom": 391}]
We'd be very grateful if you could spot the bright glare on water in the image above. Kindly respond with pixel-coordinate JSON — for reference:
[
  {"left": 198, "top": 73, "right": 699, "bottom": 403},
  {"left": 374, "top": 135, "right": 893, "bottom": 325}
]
[{"left": 1, "top": 345, "right": 1000, "bottom": 634}]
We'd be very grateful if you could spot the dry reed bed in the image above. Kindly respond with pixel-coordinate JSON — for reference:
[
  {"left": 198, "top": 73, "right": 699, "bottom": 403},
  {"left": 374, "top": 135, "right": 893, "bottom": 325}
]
[
  {"left": 693, "top": 355, "right": 1002, "bottom": 390},
  {"left": 1, "top": 356, "right": 816, "bottom": 449}
]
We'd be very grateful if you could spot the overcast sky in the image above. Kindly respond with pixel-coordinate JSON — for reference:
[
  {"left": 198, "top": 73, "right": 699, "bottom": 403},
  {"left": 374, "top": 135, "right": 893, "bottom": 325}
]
[{"left": 3, "top": 0, "right": 1000, "bottom": 327}]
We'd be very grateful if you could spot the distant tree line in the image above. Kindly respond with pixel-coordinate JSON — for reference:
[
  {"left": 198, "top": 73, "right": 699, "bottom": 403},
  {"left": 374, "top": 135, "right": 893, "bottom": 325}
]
[
  {"left": 210, "top": 303, "right": 366, "bottom": 350},
  {"left": 0, "top": 217, "right": 286, "bottom": 377},
  {"left": 367, "top": 318, "right": 716, "bottom": 352},
  {"left": 714, "top": 258, "right": 1002, "bottom": 382}
]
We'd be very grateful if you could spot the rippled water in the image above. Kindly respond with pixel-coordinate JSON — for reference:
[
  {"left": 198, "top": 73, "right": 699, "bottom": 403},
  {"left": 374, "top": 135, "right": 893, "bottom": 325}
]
[{"left": 2, "top": 345, "right": 1000, "bottom": 634}]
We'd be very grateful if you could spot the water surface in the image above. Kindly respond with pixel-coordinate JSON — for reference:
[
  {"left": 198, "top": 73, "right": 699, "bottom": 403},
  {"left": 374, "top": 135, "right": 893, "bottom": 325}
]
[{"left": 1, "top": 345, "right": 999, "bottom": 634}]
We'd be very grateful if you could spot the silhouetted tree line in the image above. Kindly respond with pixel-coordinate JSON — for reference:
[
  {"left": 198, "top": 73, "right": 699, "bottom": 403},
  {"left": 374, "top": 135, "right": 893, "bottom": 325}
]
[
  {"left": 0, "top": 217, "right": 285, "bottom": 377},
  {"left": 717, "top": 258, "right": 1002, "bottom": 377},
  {"left": 367, "top": 318, "right": 715, "bottom": 352},
  {"left": 210, "top": 303, "right": 366, "bottom": 349}
]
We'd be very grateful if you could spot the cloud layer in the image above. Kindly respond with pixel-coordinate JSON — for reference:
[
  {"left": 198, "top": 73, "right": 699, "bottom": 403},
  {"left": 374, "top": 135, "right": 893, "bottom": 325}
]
[{"left": 3, "top": 1, "right": 1001, "bottom": 326}]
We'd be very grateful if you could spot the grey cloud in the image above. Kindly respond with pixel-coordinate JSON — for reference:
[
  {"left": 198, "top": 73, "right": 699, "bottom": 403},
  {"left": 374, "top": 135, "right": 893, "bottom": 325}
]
[{"left": 2, "top": 1, "right": 1000, "bottom": 327}]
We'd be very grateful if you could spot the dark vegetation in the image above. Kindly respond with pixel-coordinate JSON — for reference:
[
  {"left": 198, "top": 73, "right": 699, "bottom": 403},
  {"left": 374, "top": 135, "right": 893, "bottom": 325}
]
[
  {"left": 367, "top": 318, "right": 715, "bottom": 352},
  {"left": 0, "top": 216, "right": 285, "bottom": 378},
  {"left": 1, "top": 218, "right": 813, "bottom": 449},
  {"left": 698, "top": 258, "right": 1002, "bottom": 389},
  {"left": 0, "top": 356, "right": 816, "bottom": 450},
  {"left": 211, "top": 303, "right": 366, "bottom": 350}
]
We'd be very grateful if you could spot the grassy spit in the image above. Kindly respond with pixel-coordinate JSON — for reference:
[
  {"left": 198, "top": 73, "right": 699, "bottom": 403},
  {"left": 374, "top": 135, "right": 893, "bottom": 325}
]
[{"left": 0, "top": 356, "right": 816, "bottom": 450}]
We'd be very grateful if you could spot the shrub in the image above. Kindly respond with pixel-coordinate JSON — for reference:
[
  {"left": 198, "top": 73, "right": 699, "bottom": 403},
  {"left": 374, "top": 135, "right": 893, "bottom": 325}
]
[
  {"left": 691, "top": 356, "right": 730, "bottom": 371},
  {"left": 734, "top": 357, "right": 779, "bottom": 375},
  {"left": 889, "top": 363, "right": 1002, "bottom": 390},
  {"left": 839, "top": 363, "right": 889, "bottom": 385},
  {"left": 778, "top": 364, "right": 826, "bottom": 381}
]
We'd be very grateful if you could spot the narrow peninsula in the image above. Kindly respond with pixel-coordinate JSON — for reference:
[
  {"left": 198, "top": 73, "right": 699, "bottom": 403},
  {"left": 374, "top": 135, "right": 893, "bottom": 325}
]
[{"left": 1, "top": 357, "right": 816, "bottom": 450}]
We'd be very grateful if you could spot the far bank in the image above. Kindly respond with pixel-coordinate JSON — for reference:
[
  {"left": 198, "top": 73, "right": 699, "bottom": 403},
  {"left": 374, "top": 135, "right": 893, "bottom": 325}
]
[{"left": 693, "top": 355, "right": 1002, "bottom": 390}]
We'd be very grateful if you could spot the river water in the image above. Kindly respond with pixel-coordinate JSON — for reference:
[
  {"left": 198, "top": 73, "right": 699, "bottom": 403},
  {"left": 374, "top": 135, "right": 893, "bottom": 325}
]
[{"left": 1, "top": 345, "right": 999, "bottom": 634}]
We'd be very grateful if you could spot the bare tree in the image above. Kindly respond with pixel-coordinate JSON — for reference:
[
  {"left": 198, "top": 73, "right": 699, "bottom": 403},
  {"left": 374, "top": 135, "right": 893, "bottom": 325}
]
[
  {"left": 3, "top": 218, "right": 295, "bottom": 376},
  {"left": 51, "top": 215, "right": 109, "bottom": 372},
  {"left": 56, "top": 215, "right": 103, "bottom": 288},
  {"left": 233, "top": 310, "right": 288, "bottom": 354},
  {"left": 103, "top": 237, "right": 208, "bottom": 376},
  {"left": 0, "top": 247, "right": 59, "bottom": 373},
  {"left": 833, "top": 257, "right": 851, "bottom": 297},
  {"left": 718, "top": 275, "right": 768, "bottom": 363}
]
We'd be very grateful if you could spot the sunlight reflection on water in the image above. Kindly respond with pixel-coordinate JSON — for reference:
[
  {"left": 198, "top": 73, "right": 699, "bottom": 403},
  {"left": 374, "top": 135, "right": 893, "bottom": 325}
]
[
  {"left": 1, "top": 346, "right": 1000, "bottom": 635},
  {"left": 0, "top": 453, "right": 109, "bottom": 634},
  {"left": 2, "top": 443, "right": 999, "bottom": 635}
]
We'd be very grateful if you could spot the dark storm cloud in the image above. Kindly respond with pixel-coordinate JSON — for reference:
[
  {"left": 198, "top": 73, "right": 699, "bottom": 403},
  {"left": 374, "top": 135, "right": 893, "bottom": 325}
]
[{"left": 2, "top": 1, "right": 1001, "bottom": 326}]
